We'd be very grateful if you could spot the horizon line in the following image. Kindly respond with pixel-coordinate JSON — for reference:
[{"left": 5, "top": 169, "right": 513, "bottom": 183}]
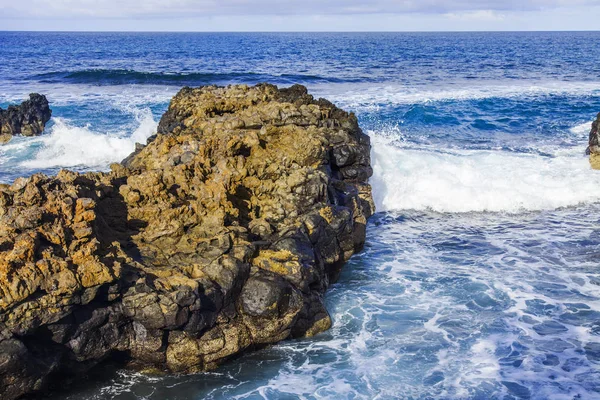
[{"left": 2, "top": 29, "right": 600, "bottom": 33}]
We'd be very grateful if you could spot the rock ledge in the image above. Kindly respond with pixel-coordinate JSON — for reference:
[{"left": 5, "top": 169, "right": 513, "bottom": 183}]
[{"left": 0, "top": 84, "right": 374, "bottom": 399}]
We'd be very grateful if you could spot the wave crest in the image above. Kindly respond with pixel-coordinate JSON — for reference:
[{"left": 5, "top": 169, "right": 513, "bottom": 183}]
[
  {"left": 328, "top": 81, "right": 600, "bottom": 110},
  {"left": 31, "top": 69, "right": 343, "bottom": 86},
  {"left": 371, "top": 134, "right": 600, "bottom": 213}
]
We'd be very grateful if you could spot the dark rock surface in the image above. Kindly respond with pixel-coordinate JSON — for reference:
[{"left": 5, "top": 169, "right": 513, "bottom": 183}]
[
  {"left": 0, "top": 84, "right": 374, "bottom": 399},
  {"left": 0, "top": 94, "right": 52, "bottom": 144},
  {"left": 588, "top": 112, "right": 600, "bottom": 168},
  {"left": 589, "top": 113, "right": 600, "bottom": 152}
]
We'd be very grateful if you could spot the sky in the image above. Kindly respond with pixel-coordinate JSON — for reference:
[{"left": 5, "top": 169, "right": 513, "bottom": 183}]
[{"left": 1, "top": 0, "right": 600, "bottom": 31}]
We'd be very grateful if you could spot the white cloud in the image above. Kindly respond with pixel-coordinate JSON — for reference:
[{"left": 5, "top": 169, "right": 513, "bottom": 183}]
[
  {"left": 1, "top": 0, "right": 600, "bottom": 31},
  {"left": 2, "top": 0, "right": 600, "bottom": 19},
  {"left": 446, "top": 10, "right": 505, "bottom": 21}
]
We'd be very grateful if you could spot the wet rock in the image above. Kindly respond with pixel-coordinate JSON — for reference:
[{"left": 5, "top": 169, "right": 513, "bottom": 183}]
[
  {"left": 0, "top": 94, "right": 52, "bottom": 143},
  {"left": 0, "top": 84, "right": 374, "bottom": 399},
  {"left": 588, "top": 113, "right": 600, "bottom": 168}
]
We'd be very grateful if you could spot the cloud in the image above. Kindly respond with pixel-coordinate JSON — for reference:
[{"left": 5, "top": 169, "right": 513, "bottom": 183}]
[
  {"left": 2, "top": 0, "right": 600, "bottom": 19},
  {"left": 445, "top": 10, "right": 505, "bottom": 21}
]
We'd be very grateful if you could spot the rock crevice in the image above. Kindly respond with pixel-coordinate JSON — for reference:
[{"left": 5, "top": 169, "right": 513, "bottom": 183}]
[{"left": 0, "top": 84, "right": 374, "bottom": 399}]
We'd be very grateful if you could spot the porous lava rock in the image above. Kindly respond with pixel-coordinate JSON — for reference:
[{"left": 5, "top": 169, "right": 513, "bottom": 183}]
[
  {"left": 0, "top": 84, "right": 374, "bottom": 399},
  {"left": 588, "top": 112, "right": 600, "bottom": 169},
  {"left": 0, "top": 93, "right": 52, "bottom": 144}
]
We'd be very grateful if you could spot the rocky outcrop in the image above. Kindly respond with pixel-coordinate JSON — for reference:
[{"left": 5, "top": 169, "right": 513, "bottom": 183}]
[
  {"left": 0, "top": 84, "right": 374, "bottom": 399},
  {"left": 588, "top": 113, "right": 600, "bottom": 169},
  {"left": 0, "top": 93, "right": 52, "bottom": 144}
]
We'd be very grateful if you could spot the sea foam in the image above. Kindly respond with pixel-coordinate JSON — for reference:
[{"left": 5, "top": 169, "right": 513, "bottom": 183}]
[
  {"left": 370, "top": 131, "right": 600, "bottom": 213},
  {"left": 326, "top": 81, "right": 600, "bottom": 111},
  {"left": 19, "top": 110, "right": 157, "bottom": 170}
]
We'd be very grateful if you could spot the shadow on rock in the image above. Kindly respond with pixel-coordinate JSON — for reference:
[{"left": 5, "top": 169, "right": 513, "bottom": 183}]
[{"left": 0, "top": 84, "right": 375, "bottom": 400}]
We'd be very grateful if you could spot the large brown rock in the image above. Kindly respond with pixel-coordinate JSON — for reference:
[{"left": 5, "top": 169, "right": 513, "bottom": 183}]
[
  {"left": 0, "top": 84, "right": 374, "bottom": 399},
  {"left": 0, "top": 94, "right": 52, "bottom": 144}
]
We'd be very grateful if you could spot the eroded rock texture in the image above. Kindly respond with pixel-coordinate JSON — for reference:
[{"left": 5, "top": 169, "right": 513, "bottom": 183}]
[
  {"left": 0, "top": 94, "right": 52, "bottom": 144},
  {"left": 0, "top": 84, "right": 374, "bottom": 399},
  {"left": 588, "top": 113, "right": 600, "bottom": 169}
]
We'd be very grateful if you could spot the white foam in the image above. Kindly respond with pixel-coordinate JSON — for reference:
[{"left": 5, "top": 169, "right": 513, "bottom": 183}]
[
  {"left": 321, "top": 81, "right": 600, "bottom": 110},
  {"left": 370, "top": 134, "right": 600, "bottom": 213},
  {"left": 19, "top": 110, "right": 157, "bottom": 170},
  {"left": 570, "top": 120, "right": 594, "bottom": 136},
  {"left": 0, "top": 82, "right": 176, "bottom": 107}
]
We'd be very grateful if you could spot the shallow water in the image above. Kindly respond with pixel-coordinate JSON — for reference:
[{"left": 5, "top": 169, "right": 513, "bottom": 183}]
[
  {"left": 47, "top": 208, "right": 600, "bottom": 400},
  {"left": 1, "top": 32, "right": 600, "bottom": 399}
]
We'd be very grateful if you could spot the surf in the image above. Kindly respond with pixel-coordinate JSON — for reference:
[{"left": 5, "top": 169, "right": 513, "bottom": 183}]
[
  {"left": 0, "top": 108, "right": 157, "bottom": 184},
  {"left": 370, "top": 133, "right": 600, "bottom": 213}
]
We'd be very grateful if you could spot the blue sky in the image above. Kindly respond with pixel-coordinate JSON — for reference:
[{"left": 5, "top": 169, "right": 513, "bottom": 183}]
[{"left": 1, "top": 0, "right": 600, "bottom": 31}]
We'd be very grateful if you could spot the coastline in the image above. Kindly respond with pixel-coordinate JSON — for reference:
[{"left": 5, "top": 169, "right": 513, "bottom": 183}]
[{"left": 1, "top": 31, "right": 600, "bottom": 400}]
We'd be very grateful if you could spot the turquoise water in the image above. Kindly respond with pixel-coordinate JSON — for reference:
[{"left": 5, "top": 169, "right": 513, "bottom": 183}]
[{"left": 1, "top": 32, "right": 600, "bottom": 399}]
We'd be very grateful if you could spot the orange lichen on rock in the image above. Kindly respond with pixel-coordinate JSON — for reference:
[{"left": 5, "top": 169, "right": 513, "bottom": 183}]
[{"left": 0, "top": 84, "right": 374, "bottom": 400}]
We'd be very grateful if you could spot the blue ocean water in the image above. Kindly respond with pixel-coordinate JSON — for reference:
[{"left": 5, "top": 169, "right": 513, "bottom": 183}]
[{"left": 1, "top": 31, "right": 600, "bottom": 399}]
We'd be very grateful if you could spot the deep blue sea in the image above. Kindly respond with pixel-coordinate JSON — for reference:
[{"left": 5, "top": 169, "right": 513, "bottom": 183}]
[{"left": 2, "top": 32, "right": 600, "bottom": 400}]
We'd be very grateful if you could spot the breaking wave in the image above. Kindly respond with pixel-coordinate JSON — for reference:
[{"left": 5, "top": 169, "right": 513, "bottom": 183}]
[
  {"left": 327, "top": 81, "right": 600, "bottom": 111},
  {"left": 370, "top": 123, "right": 600, "bottom": 213},
  {"left": 19, "top": 109, "right": 156, "bottom": 170}
]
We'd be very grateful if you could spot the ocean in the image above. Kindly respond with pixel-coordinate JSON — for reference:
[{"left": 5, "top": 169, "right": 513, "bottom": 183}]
[{"left": 1, "top": 31, "right": 600, "bottom": 400}]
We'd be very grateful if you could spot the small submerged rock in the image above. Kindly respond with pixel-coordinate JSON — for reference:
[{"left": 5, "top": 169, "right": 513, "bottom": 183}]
[
  {"left": 0, "top": 93, "right": 52, "bottom": 144},
  {"left": 0, "top": 84, "right": 374, "bottom": 400}
]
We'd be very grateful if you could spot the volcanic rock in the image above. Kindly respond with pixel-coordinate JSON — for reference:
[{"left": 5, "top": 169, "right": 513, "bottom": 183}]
[
  {"left": 0, "top": 84, "right": 374, "bottom": 399},
  {"left": 0, "top": 94, "right": 52, "bottom": 144},
  {"left": 589, "top": 113, "right": 600, "bottom": 169}
]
